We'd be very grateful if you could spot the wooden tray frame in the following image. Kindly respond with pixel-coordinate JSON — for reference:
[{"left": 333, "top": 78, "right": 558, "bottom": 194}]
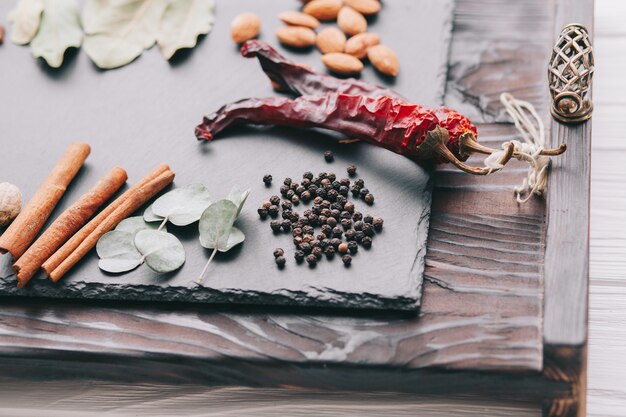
[{"left": 0, "top": 0, "right": 591, "bottom": 416}]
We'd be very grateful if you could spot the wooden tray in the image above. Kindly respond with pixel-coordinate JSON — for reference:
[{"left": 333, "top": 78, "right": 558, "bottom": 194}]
[{"left": 0, "top": 0, "right": 591, "bottom": 416}]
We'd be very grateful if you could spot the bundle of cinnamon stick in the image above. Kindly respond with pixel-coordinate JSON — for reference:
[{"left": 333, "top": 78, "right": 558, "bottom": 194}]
[{"left": 0, "top": 143, "right": 175, "bottom": 287}]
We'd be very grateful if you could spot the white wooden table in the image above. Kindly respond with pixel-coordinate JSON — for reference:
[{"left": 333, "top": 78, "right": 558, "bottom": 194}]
[{"left": 0, "top": 1, "right": 622, "bottom": 416}]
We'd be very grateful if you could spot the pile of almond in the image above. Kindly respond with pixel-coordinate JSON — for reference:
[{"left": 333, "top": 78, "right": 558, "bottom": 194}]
[{"left": 230, "top": 0, "right": 399, "bottom": 77}]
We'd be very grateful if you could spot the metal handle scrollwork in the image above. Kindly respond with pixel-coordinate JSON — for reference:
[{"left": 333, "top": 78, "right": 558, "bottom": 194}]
[{"left": 548, "top": 23, "right": 594, "bottom": 124}]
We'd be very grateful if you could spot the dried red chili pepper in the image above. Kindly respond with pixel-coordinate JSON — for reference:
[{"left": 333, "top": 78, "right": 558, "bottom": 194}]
[{"left": 196, "top": 41, "right": 565, "bottom": 175}]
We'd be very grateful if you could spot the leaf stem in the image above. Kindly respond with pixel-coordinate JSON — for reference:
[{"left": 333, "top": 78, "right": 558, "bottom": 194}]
[
  {"left": 158, "top": 217, "right": 168, "bottom": 231},
  {"left": 197, "top": 247, "right": 218, "bottom": 284}
]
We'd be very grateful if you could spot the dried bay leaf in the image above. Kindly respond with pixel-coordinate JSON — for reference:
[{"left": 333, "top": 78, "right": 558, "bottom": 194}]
[
  {"left": 8, "top": 0, "right": 44, "bottom": 45},
  {"left": 29, "top": 0, "right": 82, "bottom": 68},
  {"left": 83, "top": 0, "right": 168, "bottom": 69},
  {"left": 157, "top": 0, "right": 215, "bottom": 60}
]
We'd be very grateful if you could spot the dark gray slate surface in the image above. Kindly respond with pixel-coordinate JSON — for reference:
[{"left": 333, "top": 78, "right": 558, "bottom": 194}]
[{"left": 0, "top": 0, "right": 453, "bottom": 310}]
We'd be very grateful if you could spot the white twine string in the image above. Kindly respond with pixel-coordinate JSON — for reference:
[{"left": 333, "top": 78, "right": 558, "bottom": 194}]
[{"left": 484, "top": 93, "right": 551, "bottom": 203}]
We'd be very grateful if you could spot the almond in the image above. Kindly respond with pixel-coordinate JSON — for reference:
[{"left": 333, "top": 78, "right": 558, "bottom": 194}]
[
  {"left": 303, "top": 0, "right": 343, "bottom": 21},
  {"left": 279, "top": 11, "right": 320, "bottom": 29},
  {"left": 276, "top": 26, "right": 317, "bottom": 48},
  {"left": 343, "top": 0, "right": 382, "bottom": 15},
  {"left": 344, "top": 32, "right": 380, "bottom": 59},
  {"left": 367, "top": 45, "right": 399, "bottom": 77},
  {"left": 321, "top": 52, "right": 364, "bottom": 75},
  {"left": 316, "top": 27, "right": 347, "bottom": 54},
  {"left": 337, "top": 7, "right": 367, "bottom": 36},
  {"left": 231, "top": 13, "right": 261, "bottom": 44}
]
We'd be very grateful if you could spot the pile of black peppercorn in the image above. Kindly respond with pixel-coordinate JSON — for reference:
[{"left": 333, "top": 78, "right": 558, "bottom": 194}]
[{"left": 258, "top": 164, "right": 384, "bottom": 268}]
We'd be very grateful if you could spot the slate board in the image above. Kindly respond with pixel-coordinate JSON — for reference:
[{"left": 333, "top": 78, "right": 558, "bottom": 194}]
[{"left": 0, "top": 0, "right": 453, "bottom": 310}]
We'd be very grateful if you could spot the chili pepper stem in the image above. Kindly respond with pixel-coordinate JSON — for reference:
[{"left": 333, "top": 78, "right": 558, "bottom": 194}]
[
  {"left": 460, "top": 132, "right": 566, "bottom": 158},
  {"left": 421, "top": 127, "right": 514, "bottom": 175}
]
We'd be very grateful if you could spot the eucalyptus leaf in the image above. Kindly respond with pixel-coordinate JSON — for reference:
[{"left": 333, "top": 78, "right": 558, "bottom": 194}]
[
  {"left": 199, "top": 199, "right": 239, "bottom": 252},
  {"left": 224, "top": 226, "right": 245, "bottom": 252},
  {"left": 134, "top": 230, "right": 185, "bottom": 273},
  {"left": 8, "top": 0, "right": 44, "bottom": 45},
  {"left": 30, "top": 0, "right": 83, "bottom": 68},
  {"left": 96, "top": 230, "right": 143, "bottom": 273},
  {"left": 227, "top": 186, "right": 250, "bottom": 217},
  {"left": 157, "top": 0, "right": 215, "bottom": 60},
  {"left": 116, "top": 216, "right": 163, "bottom": 234},
  {"left": 83, "top": 0, "right": 169, "bottom": 69},
  {"left": 150, "top": 183, "right": 212, "bottom": 226},
  {"left": 143, "top": 205, "right": 163, "bottom": 223}
]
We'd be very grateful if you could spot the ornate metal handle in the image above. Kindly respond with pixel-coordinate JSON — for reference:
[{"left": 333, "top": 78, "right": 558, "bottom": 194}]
[{"left": 548, "top": 23, "right": 594, "bottom": 124}]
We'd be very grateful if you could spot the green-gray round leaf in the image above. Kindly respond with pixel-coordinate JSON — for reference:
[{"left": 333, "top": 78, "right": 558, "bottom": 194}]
[
  {"left": 134, "top": 230, "right": 185, "bottom": 273},
  {"left": 96, "top": 230, "right": 143, "bottom": 273},
  {"left": 151, "top": 183, "right": 212, "bottom": 226},
  {"left": 116, "top": 216, "right": 163, "bottom": 234},
  {"left": 199, "top": 199, "right": 239, "bottom": 250}
]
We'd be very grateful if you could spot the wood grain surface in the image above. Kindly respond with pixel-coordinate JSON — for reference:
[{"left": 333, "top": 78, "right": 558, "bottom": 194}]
[{"left": 3, "top": 0, "right": 622, "bottom": 415}]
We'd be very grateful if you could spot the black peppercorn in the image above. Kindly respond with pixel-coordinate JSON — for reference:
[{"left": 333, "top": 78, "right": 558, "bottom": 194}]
[
  {"left": 325, "top": 246, "right": 336, "bottom": 259},
  {"left": 318, "top": 215, "right": 328, "bottom": 225},
  {"left": 341, "top": 218, "right": 352, "bottom": 230},
  {"left": 275, "top": 256, "right": 286, "bottom": 268},
  {"left": 321, "top": 224, "right": 332, "bottom": 235},
  {"left": 331, "top": 238, "right": 342, "bottom": 248},
  {"left": 338, "top": 186, "right": 349, "bottom": 196},
  {"left": 308, "top": 184, "right": 318, "bottom": 193},
  {"left": 292, "top": 227, "right": 303, "bottom": 237},
  {"left": 294, "top": 250, "right": 305, "bottom": 263},
  {"left": 348, "top": 241, "right": 358, "bottom": 254},
  {"left": 354, "top": 220, "right": 364, "bottom": 231},
  {"left": 301, "top": 191, "right": 312, "bottom": 202},
  {"left": 338, "top": 243, "right": 349, "bottom": 254},
  {"left": 303, "top": 209, "right": 313, "bottom": 218},
  {"left": 290, "top": 213, "right": 300, "bottom": 223},
  {"left": 291, "top": 195, "right": 300, "bottom": 205},
  {"left": 336, "top": 195, "right": 347, "bottom": 206},
  {"left": 330, "top": 202, "right": 343, "bottom": 211},
  {"left": 352, "top": 211, "right": 363, "bottom": 221},
  {"left": 355, "top": 230, "right": 365, "bottom": 243},
  {"left": 326, "top": 217, "right": 337, "bottom": 228},
  {"left": 284, "top": 178, "right": 292, "bottom": 186},
  {"left": 318, "top": 172, "right": 327, "bottom": 180},
  {"left": 330, "top": 209, "right": 341, "bottom": 219},
  {"left": 293, "top": 236, "right": 303, "bottom": 246},
  {"left": 310, "top": 239, "right": 321, "bottom": 248},
  {"left": 312, "top": 246, "right": 323, "bottom": 259},
  {"left": 321, "top": 207, "right": 331, "bottom": 217},
  {"left": 359, "top": 188, "right": 369, "bottom": 198},
  {"left": 257, "top": 207, "right": 268, "bottom": 219},
  {"left": 262, "top": 200, "right": 272, "bottom": 209},
  {"left": 306, "top": 254, "right": 317, "bottom": 266},
  {"left": 364, "top": 214, "right": 374, "bottom": 224},
  {"left": 286, "top": 189, "right": 295, "bottom": 199},
  {"left": 332, "top": 180, "right": 341, "bottom": 190},
  {"left": 340, "top": 210, "right": 351, "bottom": 219},
  {"left": 314, "top": 196, "right": 324, "bottom": 205},
  {"left": 364, "top": 193, "right": 374, "bottom": 205},
  {"left": 362, "top": 223, "right": 374, "bottom": 237},
  {"left": 273, "top": 248, "right": 285, "bottom": 258},
  {"left": 268, "top": 205, "right": 279, "bottom": 218},
  {"left": 297, "top": 217, "right": 309, "bottom": 227},
  {"left": 312, "top": 204, "right": 322, "bottom": 215},
  {"left": 342, "top": 255, "right": 352, "bottom": 266},
  {"left": 315, "top": 188, "right": 326, "bottom": 198},
  {"left": 270, "top": 220, "right": 282, "bottom": 232},
  {"left": 321, "top": 239, "right": 331, "bottom": 248},
  {"left": 347, "top": 164, "right": 357, "bottom": 176},
  {"left": 320, "top": 178, "right": 330, "bottom": 187},
  {"left": 300, "top": 242, "right": 312, "bottom": 254},
  {"left": 281, "top": 220, "right": 292, "bottom": 232},
  {"left": 351, "top": 186, "right": 361, "bottom": 197},
  {"left": 302, "top": 234, "right": 313, "bottom": 244},
  {"left": 332, "top": 226, "right": 343, "bottom": 238},
  {"left": 340, "top": 178, "right": 350, "bottom": 186},
  {"left": 303, "top": 225, "right": 314, "bottom": 235},
  {"left": 323, "top": 150, "right": 334, "bottom": 162},
  {"left": 308, "top": 213, "right": 319, "bottom": 226},
  {"left": 270, "top": 195, "right": 280, "bottom": 205},
  {"left": 373, "top": 217, "right": 384, "bottom": 232},
  {"left": 282, "top": 209, "right": 292, "bottom": 220},
  {"left": 280, "top": 185, "right": 289, "bottom": 196},
  {"left": 354, "top": 179, "right": 365, "bottom": 188},
  {"left": 327, "top": 173, "right": 337, "bottom": 182},
  {"left": 317, "top": 233, "right": 327, "bottom": 242},
  {"left": 263, "top": 174, "right": 273, "bottom": 186},
  {"left": 345, "top": 229, "right": 356, "bottom": 241},
  {"left": 321, "top": 200, "right": 331, "bottom": 209},
  {"left": 361, "top": 236, "right": 373, "bottom": 248},
  {"left": 301, "top": 178, "right": 311, "bottom": 188},
  {"left": 294, "top": 186, "right": 304, "bottom": 196},
  {"left": 290, "top": 182, "right": 299, "bottom": 191},
  {"left": 303, "top": 171, "right": 314, "bottom": 180},
  {"left": 281, "top": 200, "right": 292, "bottom": 210}
]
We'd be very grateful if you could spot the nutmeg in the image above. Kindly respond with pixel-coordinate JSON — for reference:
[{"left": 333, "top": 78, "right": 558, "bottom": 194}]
[{"left": 0, "top": 183, "right": 23, "bottom": 226}]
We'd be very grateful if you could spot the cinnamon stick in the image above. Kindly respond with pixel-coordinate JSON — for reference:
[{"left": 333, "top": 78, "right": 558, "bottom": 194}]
[
  {"left": 41, "top": 164, "right": 170, "bottom": 277},
  {"left": 13, "top": 167, "right": 128, "bottom": 288},
  {"left": 45, "top": 167, "right": 175, "bottom": 282},
  {"left": 0, "top": 143, "right": 91, "bottom": 260}
]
